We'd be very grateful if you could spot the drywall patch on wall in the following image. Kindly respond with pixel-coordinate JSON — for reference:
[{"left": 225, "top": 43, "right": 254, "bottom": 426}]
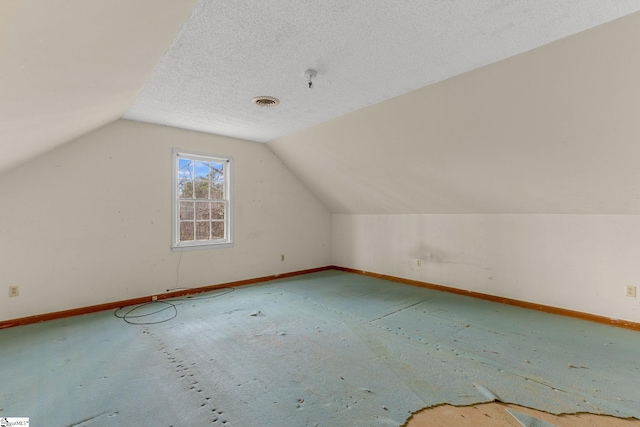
[{"left": 332, "top": 214, "right": 640, "bottom": 323}]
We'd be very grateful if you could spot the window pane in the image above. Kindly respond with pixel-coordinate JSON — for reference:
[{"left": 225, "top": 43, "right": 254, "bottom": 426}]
[
  {"left": 211, "top": 202, "right": 225, "bottom": 219},
  {"left": 180, "top": 201, "right": 194, "bottom": 220},
  {"left": 194, "top": 177, "right": 209, "bottom": 199},
  {"left": 195, "top": 221, "right": 210, "bottom": 240},
  {"left": 211, "top": 182, "right": 224, "bottom": 199},
  {"left": 211, "top": 221, "right": 224, "bottom": 239},
  {"left": 180, "top": 222, "right": 194, "bottom": 241},
  {"left": 178, "top": 179, "right": 193, "bottom": 198},
  {"left": 210, "top": 162, "right": 224, "bottom": 182},
  {"left": 178, "top": 159, "right": 193, "bottom": 180},
  {"left": 194, "top": 161, "right": 209, "bottom": 179},
  {"left": 195, "top": 201, "right": 210, "bottom": 220}
]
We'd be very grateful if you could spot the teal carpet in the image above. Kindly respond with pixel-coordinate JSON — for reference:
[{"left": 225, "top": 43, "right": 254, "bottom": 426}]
[{"left": 1, "top": 270, "right": 638, "bottom": 426}]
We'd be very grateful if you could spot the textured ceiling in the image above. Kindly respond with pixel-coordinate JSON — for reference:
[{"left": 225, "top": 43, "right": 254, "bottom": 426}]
[
  {"left": 268, "top": 10, "right": 640, "bottom": 214},
  {"left": 2, "top": 1, "right": 640, "bottom": 174},
  {"left": 124, "top": 0, "right": 640, "bottom": 143}
]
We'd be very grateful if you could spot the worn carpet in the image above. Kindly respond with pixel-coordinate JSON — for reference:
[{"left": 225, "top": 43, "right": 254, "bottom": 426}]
[{"left": 1, "top": 270, "right": 638, "bottom": 426}]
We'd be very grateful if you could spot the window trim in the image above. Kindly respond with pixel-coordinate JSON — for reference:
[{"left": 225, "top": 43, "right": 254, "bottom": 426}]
[{"left": 171, "top": 148, "right": 233, "bottom": 250}]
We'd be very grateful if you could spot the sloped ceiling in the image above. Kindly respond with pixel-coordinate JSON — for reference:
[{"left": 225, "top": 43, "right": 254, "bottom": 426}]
[
  {"left": 124, "top": 0, "right": 640, "bottom": 143},
  {"left": 269, "top": 12, "right": 640, "bottom": 214},
  {"left": 0, "top": 0, "right": 198, "bottom": 173},
  {"left": 2, "top": 1, "right": 640, "bottom": 215}
]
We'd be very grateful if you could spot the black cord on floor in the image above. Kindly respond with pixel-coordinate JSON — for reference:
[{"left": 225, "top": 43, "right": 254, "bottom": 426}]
[
  {"left": 114, "top": 301, "right": 178, "bottom": 325},
  {"left": 113, "top": 288, "right": 235, "bottom": 325}
]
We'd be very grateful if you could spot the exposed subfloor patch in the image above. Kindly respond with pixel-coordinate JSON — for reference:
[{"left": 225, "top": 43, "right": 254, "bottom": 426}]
[
  {"left": 1, "top": 270, "right": 639, "bottom": 426},
  {"left": 405, "top": 402, "right": 640, "bottom": 427}
]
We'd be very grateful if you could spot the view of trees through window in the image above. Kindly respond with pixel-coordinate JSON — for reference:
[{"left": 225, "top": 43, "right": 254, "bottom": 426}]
[{"left": 177, "top": 157, "right": 226, "bottom": 243}]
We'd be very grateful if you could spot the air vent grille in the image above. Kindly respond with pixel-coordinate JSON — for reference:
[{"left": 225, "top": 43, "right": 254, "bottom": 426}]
[{"left": 252, "top": 96, "right": 279, "bottom": 107}]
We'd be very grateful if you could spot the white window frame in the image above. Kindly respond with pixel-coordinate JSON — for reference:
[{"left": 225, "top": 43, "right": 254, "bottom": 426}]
[{"left": 172, "top": 148, "right": 233, "bottom": 250}]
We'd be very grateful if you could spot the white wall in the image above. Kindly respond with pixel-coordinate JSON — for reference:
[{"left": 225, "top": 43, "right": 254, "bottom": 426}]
[
  {"left": 269, "top": 13, "right": 640, "bottom": 216},
  {"left": 266, "top": 14, "right": 640, "bottom": 324},
  {"left": 0, "top": 120, "right": 331, "bottom": 321},
  {"left": 332, "top": 214, "right": 640, "bottom": 323}
]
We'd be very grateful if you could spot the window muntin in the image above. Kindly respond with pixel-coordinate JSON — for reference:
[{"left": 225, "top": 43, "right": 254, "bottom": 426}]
[{"left": 173, "top": 150, "right": 232, "bottom": 249}]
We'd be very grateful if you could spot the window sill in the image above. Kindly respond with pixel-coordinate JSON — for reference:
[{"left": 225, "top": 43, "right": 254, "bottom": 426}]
[{"left": 171, "top": 242, "right": 234, "bottom": 252}]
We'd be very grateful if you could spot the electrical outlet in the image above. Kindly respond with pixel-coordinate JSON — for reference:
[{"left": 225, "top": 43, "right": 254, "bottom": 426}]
[
  {"left": 416, "top": 259, "right": 422, "bottom": 267},
  {"left": 625, "top": 285, "right": 637, "bottom": 298},
  {"left": 8, "top": 285, "right": 19, "bottom": 297},
  {"left": 281, "top": 254, "right": 285, "bottom": 262},
  {"left": 151, "top": 295, "right": 158, "bottom": 301}
]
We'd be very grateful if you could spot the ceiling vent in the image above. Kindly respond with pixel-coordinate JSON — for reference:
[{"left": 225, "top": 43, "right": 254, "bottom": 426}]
[{"left": 252, "top": 96, "right": 280, "bottom": 107}]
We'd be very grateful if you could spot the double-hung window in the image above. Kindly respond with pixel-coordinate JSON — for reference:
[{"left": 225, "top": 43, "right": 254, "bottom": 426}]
[{"left": 172, "top": 149, "right": 233, "bottom": 249}]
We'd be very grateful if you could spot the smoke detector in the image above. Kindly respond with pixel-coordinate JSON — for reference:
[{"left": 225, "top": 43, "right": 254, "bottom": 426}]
[{"left": 252, "top": 96, "right": 280, "bottom": 107}]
